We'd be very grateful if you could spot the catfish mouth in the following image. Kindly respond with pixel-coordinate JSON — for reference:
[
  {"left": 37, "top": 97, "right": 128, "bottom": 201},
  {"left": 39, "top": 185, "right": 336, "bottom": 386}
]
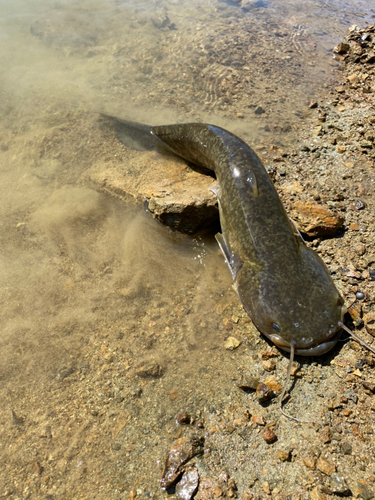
[{"left": 265, "top": 328, "right": 342, "bottom": 357}]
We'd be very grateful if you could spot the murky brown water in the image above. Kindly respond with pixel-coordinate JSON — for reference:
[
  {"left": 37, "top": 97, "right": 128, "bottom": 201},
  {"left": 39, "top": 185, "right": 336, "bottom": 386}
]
[{"left": 0, "top": 0, "right": 374, "bottom": 498}]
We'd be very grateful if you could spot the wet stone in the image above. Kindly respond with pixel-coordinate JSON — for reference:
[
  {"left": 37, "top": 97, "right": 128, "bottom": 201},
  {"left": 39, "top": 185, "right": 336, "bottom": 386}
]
[
  {"left": 83, "top": 149, "right": 218, "bottom": 234},
  {"left": 175, "top": 466, "right": 199, "bottom": 500},
  {"left": 237, "top": 375, "right": 260, "bottom": 391},
  {"left": 330, "top": 474, "right": 350, "bottom": 495},
  {"left": 151, "top": 14, "right": 171, "bottom": 30},
  {"left": 347, "top": 73, "right": 360, "bottom": 84},
  {"left": 256, "top": 383, "right": 276, "bottom": 403},
  {"left": 160, "top": 436, "right": 204, "bottom": 490},
  {"left": 335, "top": 41, "right": 350, "bottom": 54}
]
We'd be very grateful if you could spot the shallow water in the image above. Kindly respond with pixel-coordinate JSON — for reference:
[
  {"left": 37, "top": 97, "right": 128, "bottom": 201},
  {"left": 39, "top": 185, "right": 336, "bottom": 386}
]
[{"left": 0, "top": 0, "right": 374, "bottom": 498}]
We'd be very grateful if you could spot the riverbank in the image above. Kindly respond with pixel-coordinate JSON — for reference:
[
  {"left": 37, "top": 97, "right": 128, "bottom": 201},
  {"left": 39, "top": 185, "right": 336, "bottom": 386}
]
[{"left": 1, "top": 21, "right": 374, "bottom": 500}]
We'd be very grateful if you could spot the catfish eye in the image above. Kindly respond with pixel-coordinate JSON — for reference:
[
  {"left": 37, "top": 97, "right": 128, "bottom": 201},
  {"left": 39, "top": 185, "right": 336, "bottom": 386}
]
[{"left": 272, "top": 323, "right": 280, "bottom": 333}]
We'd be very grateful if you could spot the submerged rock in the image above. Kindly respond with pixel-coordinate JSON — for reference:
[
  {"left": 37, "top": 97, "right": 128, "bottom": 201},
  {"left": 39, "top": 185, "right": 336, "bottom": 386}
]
[
  {"left": 82, "top": 151, "right": 218, "bottom": 234},
  {"left": 160, "top": 436, "right": 204, "bottom": 490},
  {"left": 134, "top": 362, "right": 164, "bottom": 378},
  {"left": 195, "top": 475, "right": 237, "bottom": 500},
  {"left": 175, "top": 466, "right": 199, "bottom": 500}
]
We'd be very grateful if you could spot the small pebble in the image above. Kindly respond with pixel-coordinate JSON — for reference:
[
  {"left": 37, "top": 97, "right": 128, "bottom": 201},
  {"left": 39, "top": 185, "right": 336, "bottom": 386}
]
[
  {"left": 237, "top": 375, "right": 260, "bottom": 391},
  {"left": 251, "top": 415, "right": 266, "bottom": 426},
  {"left": 11, "top": 409, "right": 24, "bottom": 426},
  {"left": 340, "top": 442, "right": 352, "bottom": 455},
  {"left": 254, "top": 106, "right": 265, "bottom": 115},
  {"left": 310, "top": 486, "right": 327, "bottom": 500},
  {"left": 262, "top": 426, "right": 277, "bottom": 444},
  {"left": 33, "top": 462, "right": 43, "bottom": 475},
  {"left": 302, "top": 456, "right": 316, "bottom": 470},
  {"left": 355, "top": 199, "right": 366, "bottom": 210},
  {"left": 262, "top": 481, "right": 271, "bottom": 495},
  {"left": 224, "top": 336, "right": 241, "bottom": 350},
  {"left": 320, "top": 426, "right": 331, "bottom": 444},
  {"left": 262, "top": 359, "right": 276, "bottom": 372},
  {"left": 316, "top": 456, "right": 336, "bottom": 476},
  {"left": 356, "top": 291, "right": 365, "bottom": 300},
  {"left": 260, "top": 347, "right": 279, "bottom": 359},
  {"left": 256, "top": 383, "right": 275, "bottom": 402},
  {"left": 176, "top": 412, "right": 191, "bottom": 425},
  {"left": 275, "top": 449, "right": 290, "bottom": 462}
]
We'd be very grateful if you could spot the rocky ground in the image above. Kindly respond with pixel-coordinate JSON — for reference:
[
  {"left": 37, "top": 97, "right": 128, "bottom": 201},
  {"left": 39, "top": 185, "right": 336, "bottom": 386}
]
[
  {"left": 157, "top": 24, "right": 375, "bottom": 500},
  {"left": 1, "top": 16, "right": 375, "bottom": 500}
]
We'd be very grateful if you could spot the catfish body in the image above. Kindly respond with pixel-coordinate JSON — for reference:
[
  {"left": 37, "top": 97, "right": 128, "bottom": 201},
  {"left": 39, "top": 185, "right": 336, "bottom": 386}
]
[{"left": 149, "top": 123, "right": 345, "bottom": 355}]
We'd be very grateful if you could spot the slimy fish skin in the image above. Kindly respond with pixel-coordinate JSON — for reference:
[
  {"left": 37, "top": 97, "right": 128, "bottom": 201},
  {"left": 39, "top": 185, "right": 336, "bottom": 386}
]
[{"left": 149, "top": 122, "right": 345, "bottom": 356}]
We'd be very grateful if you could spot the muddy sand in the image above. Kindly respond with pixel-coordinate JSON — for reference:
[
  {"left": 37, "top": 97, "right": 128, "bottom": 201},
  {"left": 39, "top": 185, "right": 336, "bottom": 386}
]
[{"left": 1, "top": 23, "right": 375, "bottom": 500}]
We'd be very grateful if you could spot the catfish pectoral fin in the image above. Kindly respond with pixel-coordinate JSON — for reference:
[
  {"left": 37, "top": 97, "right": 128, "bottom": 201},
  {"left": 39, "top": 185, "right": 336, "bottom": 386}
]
[
  {"left": 210, "top": 184, "right": 218, "bottom": 196},
  {"left": 215, "top": 233, "right": 242, "bottom": 280}
]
